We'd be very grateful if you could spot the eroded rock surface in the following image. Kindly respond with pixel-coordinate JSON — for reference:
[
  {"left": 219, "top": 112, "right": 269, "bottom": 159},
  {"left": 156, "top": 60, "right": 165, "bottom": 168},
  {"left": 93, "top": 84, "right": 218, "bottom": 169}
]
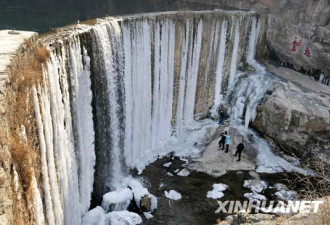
[{"left": 252, "top": 78, "right": 330, "bottom": 157}]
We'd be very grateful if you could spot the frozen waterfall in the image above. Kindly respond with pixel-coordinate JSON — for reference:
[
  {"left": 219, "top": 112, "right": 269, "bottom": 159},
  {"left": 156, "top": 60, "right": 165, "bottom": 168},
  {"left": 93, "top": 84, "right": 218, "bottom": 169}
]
[{"left": 32, "top": 11, "right": 295, "bottom": 225}]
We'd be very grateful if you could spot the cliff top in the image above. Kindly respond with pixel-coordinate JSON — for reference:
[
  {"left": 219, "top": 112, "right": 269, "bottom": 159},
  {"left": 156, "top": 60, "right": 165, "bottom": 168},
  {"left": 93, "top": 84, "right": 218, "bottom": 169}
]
[{"left": 0, "top": 30, "right": 37, "bottom": 78}]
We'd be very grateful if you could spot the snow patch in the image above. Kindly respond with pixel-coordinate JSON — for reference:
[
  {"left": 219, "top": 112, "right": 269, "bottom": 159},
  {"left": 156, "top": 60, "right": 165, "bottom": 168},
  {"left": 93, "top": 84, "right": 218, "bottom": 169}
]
[
  {"left": 143, "top": 212, "right": 154, "bottom": 219},
  {"left": 82, "top": 207, "right": 106, "bottom": 225},
  {"left": 101, "top": 188, "right": 133, "bottom": 212},
  {"left": 177, "top": 168, "right": 190, "bottom": 177},
  {"left": 105, "top": 211, "right": 142, "bottom": 225},
  {"left": 163, "top": 162, "right": 172, "bottom": 168},
  {"left": 206, "top": 183, "right": 228, "bottom": 199},
  {"left": 243, "top": 180, "right": 268, "bottom": 193},
  {"left": 164, "top": 190, "right": 182, "bottom": 200},
  {"left": 275, "top": 190, "right": 297, "bottom": 201},
  {"left": 244, "top": 193, "right": 267, "bottom": 201}
]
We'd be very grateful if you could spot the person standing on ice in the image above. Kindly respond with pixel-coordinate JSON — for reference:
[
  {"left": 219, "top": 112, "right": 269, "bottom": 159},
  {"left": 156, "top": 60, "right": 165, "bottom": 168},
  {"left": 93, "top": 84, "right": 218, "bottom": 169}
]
[
  {"left": 218, "top": 131, "right": 226, "bottom": 150},
  {"left": 224, "top": 132, "right": 230, "bottom": 153},
  {"left": 234, "top": 140, "right": 245, "bottom": 161},
  {"left": 218, "top": 110, "right": 226, "bottom": 124}
]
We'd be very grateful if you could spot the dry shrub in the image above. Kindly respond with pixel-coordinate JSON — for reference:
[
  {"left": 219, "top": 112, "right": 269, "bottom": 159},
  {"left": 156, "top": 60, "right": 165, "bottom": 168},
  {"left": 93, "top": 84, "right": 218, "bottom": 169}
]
[
  {"left": 6, "top": 41, "right": 47, "bottom": 194},
  {"left": 34, "top": 45, "right": 50, "bottom": 64},
  {"left": 285, "top": 157, "right": 330, "bottom": 200},
  {"left": 10, "top": 139, "right": 34, "bottom": 188},
  {"left": 284, "top": 156, "right": 330, "bottom": 225},
  {"left": 25, "top": 39, "right": 32, "bottom": 48}
]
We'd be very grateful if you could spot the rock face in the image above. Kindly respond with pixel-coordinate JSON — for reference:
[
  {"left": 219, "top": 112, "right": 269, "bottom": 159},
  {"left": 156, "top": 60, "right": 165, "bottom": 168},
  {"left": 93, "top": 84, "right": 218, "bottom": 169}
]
[
  {"left": 188, "top": 126, "right": 257, "bottom": 177},
  {"left": 203, "top": 0, "right": 330, "bottom": 81},
  {"left": 252, "top": 80, "right": 330, "bottom": 157}
]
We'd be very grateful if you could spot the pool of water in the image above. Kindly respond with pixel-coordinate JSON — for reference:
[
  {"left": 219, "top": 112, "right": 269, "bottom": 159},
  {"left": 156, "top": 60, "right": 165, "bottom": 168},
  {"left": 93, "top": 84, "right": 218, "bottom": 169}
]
[{"left": 137, "top": 157, "right": 297, "bottom": 225}]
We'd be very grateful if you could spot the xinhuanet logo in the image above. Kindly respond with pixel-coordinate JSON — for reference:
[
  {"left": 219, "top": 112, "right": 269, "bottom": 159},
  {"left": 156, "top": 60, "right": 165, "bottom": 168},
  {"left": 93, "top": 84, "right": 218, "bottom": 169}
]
[{"left": 215, "top": 200, "right": 324, "bottom": 214}]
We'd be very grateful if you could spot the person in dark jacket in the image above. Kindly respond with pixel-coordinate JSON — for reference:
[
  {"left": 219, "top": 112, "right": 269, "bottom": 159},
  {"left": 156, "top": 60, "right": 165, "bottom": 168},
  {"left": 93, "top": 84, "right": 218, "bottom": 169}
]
[
  {"left": 218, "top": 110, "right": 226, "bottom": 124},
  {"left": 224, "top": 132, "right": 230, "bottom": 153},
  {"left": 218, "top": 131, "right": 226, "bottom": 150},
  {"left": 234, "top": 140, "right": 245, "bottom": 161}
]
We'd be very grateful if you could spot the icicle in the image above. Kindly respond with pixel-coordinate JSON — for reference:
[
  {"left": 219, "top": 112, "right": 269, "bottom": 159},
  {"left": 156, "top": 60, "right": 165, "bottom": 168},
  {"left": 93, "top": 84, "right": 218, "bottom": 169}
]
[
  {"left": 33, "top": 87, "right": 55, "bottom": 225},
  {"left": 183, "top": 19, "right": 203, "bottom": 124},
  {"left": 176, "top": 20, "right": 190, "bottom": 135},
  {"left": 46, "top": 49, "right": 81, "bottom": 225},
  {"left": 68, "top": 38, "right": 95, "bottom": 214},
  {"left": 210, "top": 20, "right": 228, "bottom": 117},
  {"left": 227, "top": 19, "right": 240, "bottom": 91}
]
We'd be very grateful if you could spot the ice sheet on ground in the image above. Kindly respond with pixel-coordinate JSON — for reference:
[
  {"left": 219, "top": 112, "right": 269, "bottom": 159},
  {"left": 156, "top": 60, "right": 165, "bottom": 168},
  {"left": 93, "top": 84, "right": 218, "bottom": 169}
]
[
  {"left": 206, "top": 183, "right": 228, "bottom": 199},
  {"left": 164, "top": 190, "right": 182, "bottom": 200},
  {"left": 133, "top": 119, "right": 217, "bottom": 173},
  {"left": 163, "top": 162, "right": 172, "bottom": 168},
  {"left": 243, "top": 180, "right": 268, "bottom": 193},
  {"left": 177, "top": 168, "right": 190, "bottom": 177},
  {"left": 234, "top": 125, "right": 312, "bottom": 176},
  {"left": 244, "top": 193, "right": 267, "bottom": 201},
  {"left": 105, "top": 210, "right": 142, "bottom": 225}
]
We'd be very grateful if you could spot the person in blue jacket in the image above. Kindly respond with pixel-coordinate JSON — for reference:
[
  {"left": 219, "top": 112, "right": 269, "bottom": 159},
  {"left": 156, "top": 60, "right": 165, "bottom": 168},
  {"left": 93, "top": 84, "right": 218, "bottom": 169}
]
[{"left": 224, "top": 131, "right": 230, "bottom": 153}]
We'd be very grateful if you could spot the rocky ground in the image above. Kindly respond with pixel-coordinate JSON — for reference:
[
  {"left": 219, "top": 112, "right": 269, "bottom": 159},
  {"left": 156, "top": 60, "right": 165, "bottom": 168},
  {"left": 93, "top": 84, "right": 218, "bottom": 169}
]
[{"left": 188, "top": 125, "right": 256, "bottom": 177}]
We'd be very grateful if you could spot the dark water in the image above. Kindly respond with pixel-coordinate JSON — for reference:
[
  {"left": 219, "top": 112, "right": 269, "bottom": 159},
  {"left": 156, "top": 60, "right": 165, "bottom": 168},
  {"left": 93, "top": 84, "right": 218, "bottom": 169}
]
[
  {"left": 138, "top": 157, "right": 296, "bottom": 225},
  {"left": 0, "top": 0, "right": 217, "bottom": 33}
]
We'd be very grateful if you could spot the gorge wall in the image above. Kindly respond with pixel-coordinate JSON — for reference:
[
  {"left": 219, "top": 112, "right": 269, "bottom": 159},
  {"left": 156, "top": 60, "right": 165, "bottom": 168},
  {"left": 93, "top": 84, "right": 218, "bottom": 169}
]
[
  {"left": 1, "top": 3, "right": 329, "bottom": 225},
  {"left": 0, "top": 10, "right": 264, "bottom": 225}
]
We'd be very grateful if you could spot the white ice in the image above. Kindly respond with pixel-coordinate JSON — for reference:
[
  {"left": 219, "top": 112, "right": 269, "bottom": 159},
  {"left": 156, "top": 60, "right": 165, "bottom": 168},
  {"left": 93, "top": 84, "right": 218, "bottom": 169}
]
[
  {"left": 243, "top": 180, "right": 268, "bottom": 193},
  {"left": 177, "top": 168, "right": 190, "bottom": 177},
  {"left": 163, "top": 162, "right": 172, "bottom": 168},
  {"left": 101, "top": 188, "right": 133, "bottom": 212},
  {"left": 206, "top": 183, "right": 228, "bottom": 199},
  {"left": 105, "top": 211, "right": 142, "bottom": 225},
  {"left": 244, "top": 193, "right": 267, "bottom": 201},
  {"left": 164, "top": 190, "right": 182, "bottom": 200}
]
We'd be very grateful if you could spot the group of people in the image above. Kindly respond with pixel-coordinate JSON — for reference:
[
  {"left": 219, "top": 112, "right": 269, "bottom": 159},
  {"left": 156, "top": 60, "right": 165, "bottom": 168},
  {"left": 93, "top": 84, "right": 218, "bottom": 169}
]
[
  {"left": 218, "top": 131, "right": 245, "bottom": 161},
  {"left": 217, "top": 109, "right": 245, "bottom": 161}
]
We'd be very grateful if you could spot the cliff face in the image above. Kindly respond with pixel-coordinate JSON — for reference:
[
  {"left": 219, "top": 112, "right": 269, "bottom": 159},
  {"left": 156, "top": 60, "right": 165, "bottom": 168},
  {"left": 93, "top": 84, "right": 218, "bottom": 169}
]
[{"left": 187, "top": 0, "right": 330, "bottom": 81}]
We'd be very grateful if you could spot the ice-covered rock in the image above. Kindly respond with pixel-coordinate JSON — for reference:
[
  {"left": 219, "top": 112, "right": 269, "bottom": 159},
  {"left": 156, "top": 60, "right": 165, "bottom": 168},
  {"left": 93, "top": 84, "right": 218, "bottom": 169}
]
[
  {"left": 243, "top": 180, "right": 268, "bottom": 193},
  {"left": 163, "top": 162, "right": 172, "bottom": 168},
  {"left": 275, "top": 190, "right": 297, "bottom": 201},
  {"left": 129, "top": 181, "right": 158, "bottom": 212},
  {"left": 273, "top": 183, "right": 289, "bottom": 191},
  {"left": 244, "top": 193, "right": 267, "bottom": 201},
  {"left": 82, "top": 206, "right": 106, "bottom": 225},
  {"left": 143, "top": 212, "right": 154, "bottom": 219},
  {"left": 105, "top": 210, "right": 142, "bottom": 225},
  {"left": 206, "top": 183, "right": 228, "bottom": 199},
  {"left": 177, "top": 168, "right": 190, "bottom": 177},
  {"left": 101, "top": 188, "right": 133, "bottom": 212},
  {"left": 164, "top": 190, "right": 182, "bottom": 200}
]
